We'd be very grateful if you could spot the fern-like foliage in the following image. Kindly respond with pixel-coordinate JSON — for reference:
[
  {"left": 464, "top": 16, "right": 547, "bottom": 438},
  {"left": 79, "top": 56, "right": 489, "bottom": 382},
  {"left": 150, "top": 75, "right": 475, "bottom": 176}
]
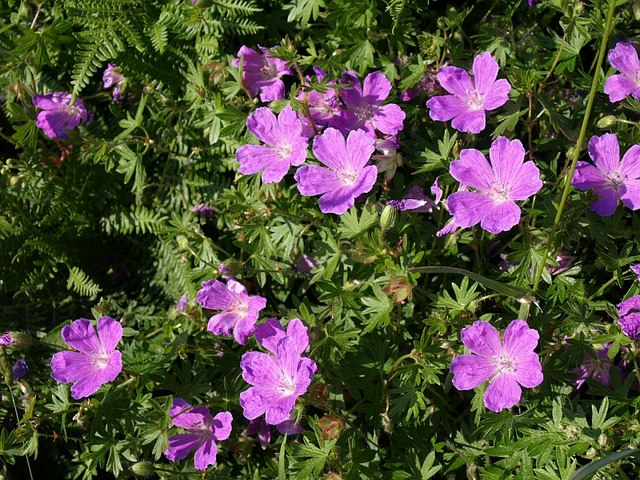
[{"left": 67, "top": 266, "right": 102, "bottom": 297}]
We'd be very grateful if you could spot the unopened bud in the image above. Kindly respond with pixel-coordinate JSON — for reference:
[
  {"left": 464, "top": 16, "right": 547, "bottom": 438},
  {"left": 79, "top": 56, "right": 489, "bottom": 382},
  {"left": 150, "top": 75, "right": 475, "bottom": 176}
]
[
  {"left": 317, "top": 415, "right": 345, "bottom": 440},
  {"left": 1, "top": 332, "right": 33, "bottom": 349},
  {"left": 380, "top": 205, "right": 396, "bottom": 231},
  {"left": 596, "top": 115, "right": 617, "bottom": 129},
  {"left": 131, "top": 461, "right": 156, "bottom": 476},
  {"left": 9, "top": 175, "right": 20, "bottom": 186}
]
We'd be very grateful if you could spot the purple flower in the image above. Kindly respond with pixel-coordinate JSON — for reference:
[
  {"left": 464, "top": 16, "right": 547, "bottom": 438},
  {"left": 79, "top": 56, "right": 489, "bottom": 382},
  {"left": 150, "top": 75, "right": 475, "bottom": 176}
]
[
  {"left": 50, "top": 317, "right": 123, "bottom": 399},
  {"left": 617, "top": 296, "right": 640, "bottom": 340},
  {"left": 243, "top": 416, "right": 303, "bottom": 449},
  {"left": 372, "top": 136, "right": 402, "bottom": 181},
  {"left": 388, "top": 185, "right": 437, "bottom": 213},
  {"left": 549, "top": 251, "right": 575, "bottom": 275},
  {"left": 13, "top": 358, "right": 28, "bottom": 381},
  {"left": 330, "top": 71, "right": 406, "bottom": 137},
  {"left": 191, "top": 204, "right": 215, "bottom": 218},
  {"left": 400, "top": 71, "right": 438, "bottom": 102},
  {"left": 240, "top": 318, "right": 317, "bottom": 425},
  {"left": 296, "top": 67, "right": 341, "bottom": 135},
  {"left": 235, "top": 45, "right": 292, "bottom": 102},
  {"left": 103, "top": 64, "right": 125, "bottom": 102},
  {"left": 236, "top": 106, "right": 308, "bottom": 184},
  {"left": 196, "top": 279, "right": 267, "bottom": 344},
  {"left": 446, "top": 136, "right": 542, "bottom": 234},
  {"left": 426, "top": 52, "right": 511, "bottom": 134},
  {"left": 32, "top": 92, "right": 89, "bottom": 140},
  {"left": 0, "top": 333, "right": 15, "bottom": 347},
  {"left": 631, "top": 264, "right": 640, "bottom": 280},
  {"left": 294, "top": 254, "right": 317, "bottom": 274},
  {"left": 176, "top": 293, "right": 188, "bottom": 312},
  {"left": 603, "top": 42, "right": 640, "bottom": 103},
  {"left": 572, "top": 133, "right": 640, "bottom": 217},
  {"left": 570, "top": 344, "right": 612, "bottom": 389},
  {"left": 431, "top": 177, "right": 443, "bottom": 204},
  {"left": 164, "top": 398, "right": 232, "bottom": 471},
  {"left": 450, "top": 320, "right": 543, "bottom": 412},
  {"left": 294, "top": 128, "right": 378, "bottom": 215}
]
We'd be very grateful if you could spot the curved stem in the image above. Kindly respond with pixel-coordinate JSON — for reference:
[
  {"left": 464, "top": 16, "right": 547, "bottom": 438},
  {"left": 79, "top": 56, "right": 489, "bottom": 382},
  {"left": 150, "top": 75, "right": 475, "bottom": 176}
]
[{"left": 530, "top": 0, "right": 618, "bottom": 298}]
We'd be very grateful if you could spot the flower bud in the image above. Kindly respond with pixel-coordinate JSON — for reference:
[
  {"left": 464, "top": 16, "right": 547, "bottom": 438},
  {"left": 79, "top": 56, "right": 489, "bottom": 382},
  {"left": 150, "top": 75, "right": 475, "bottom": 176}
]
[
  {"left": 1, "top": 332, "right": 33, "bottom": 349},
  {"left": 131, "top": 462, "right": 156, "bottom": 476},
  {"left": 380, "top": 205, "right": 396, "bottom": 231},
  {"left": 317, "top": 415, "right": 345, "bottom": 440},
  {"left": 596, "top": 115, "right": 617, "bottom": 129}
]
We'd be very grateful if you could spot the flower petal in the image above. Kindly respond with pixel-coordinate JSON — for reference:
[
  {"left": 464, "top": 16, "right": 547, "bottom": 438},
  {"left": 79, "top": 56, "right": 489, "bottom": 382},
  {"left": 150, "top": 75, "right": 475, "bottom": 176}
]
[
  {"left": 450, "top": 353, "right": 496, "bottom": 390},
  {"left": 61, "top": 319, "right": 101, "bottom": 355},
  {"left": 589, "top": 187, "right": 619, "bottom": 216},
  {"left": 608, "top": 42, "right": 640, "bottom": 78},
  {"left": 472, "top": 52, "right": 499, "bottom": 97},
  {"left": 164, "top": 433, "right": 202, "bottom": 462},
  {"left": 481, "top": 78, "right": 511, "bottom": 110},
  {"left": 572, "top": 162, "right": 607, "bottom": 191},
  {"left": 212, "top": 411, "right": 233, "bottom": 441},
  {"left": 194, "top": 438, "right": 217, "bottom": 470},
  {"left": 488, "top": 137, "right": 524, "bottom": 187},
  {"left": 450, "top": 148, "right": 494, "bottom": 191},
  {"left": 362, "top": 71, "right": 391, "bottom": 106},
  {"left": 620, "top": 145, "right": 640, "bottom": 180},
  {"left": 512, "top": 352, "right": 543, "bottom": 388},
  {"left": 370, "top": 104, "right": 405, "bottom": 135},
  {"left": 588, "top": 133, "right": 620, "bottom": 176},
  {"left": 447, "top": 191, "right": 495, "bottom": 229},
  {"left": 312, "top": 128, "right": 348, "bottom": 170},
  {"left": 484, "top": 374, "right": 522, "bottom": 412},
  {"left": 503, "top": 320, "right": 539, "bottom": 360},
  {"left": 317, "top": 165, "right": 377, "bottom": 215},
  {"left": 345, "top": 129, "right": 376, "bottom": 170},
  {"left": 451, "top": 109, "right": 486, "bottom": 134},
  {"left": 97, "top": 317, "right": 123, "bottom": 352},
  {"left": 437, "top": 66, "right": 474, "bottom": 98},
  {"left": 604, "top": 75, "right": 640, "bottom": 103},
  {"left": 460, "top": 321, "right": 502, "bottom": 357},
  {"left": 621, "top": 179, "right": 640, "bottom": 210},
  {"left": 295, "top": 165, "right": 341, "bottom": 196},
  {"left": 426, "top": 95, "right": 469, "bottom": 122},
  {"left": 479, "top": 200, "right": 521, "bottom": 234}
]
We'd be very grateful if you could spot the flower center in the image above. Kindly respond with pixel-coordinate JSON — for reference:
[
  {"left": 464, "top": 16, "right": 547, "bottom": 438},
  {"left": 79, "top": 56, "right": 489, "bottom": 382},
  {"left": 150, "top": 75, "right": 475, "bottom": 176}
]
[
  {"left": 276, "top": 143, "right": 293, "bottom": 159},
  {"left": 277, "top": 370, "right": 297, "bottom": 396},
  {"left": 231, "top": 299, "right": 249, "bottom": 317},
  {"left": 488, "top": 182, "right": 511, "bottom": 203},
  {"left": 493, "top": 351, "right": 515, "bottom": 374},
  {"left": 92, "top": 350, "right": 110, "bottom": 370},
  {"left": 337, "top": 168, "right": 358, "bottom": 186},
  {"left": 260, "top": 61, "right": 278, "bottom": 80},
  {"left": 605, "top": 171, "right": 624, "bottom": 190},
  {"left": 465, "top": 91, "right": 485, "bottom": 110}
]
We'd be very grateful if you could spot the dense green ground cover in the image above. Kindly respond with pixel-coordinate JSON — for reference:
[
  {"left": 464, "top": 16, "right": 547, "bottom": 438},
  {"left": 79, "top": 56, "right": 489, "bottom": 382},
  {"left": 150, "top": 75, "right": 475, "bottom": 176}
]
[{"left": 1, "top": 0, "right": 640, "bottom": 478}]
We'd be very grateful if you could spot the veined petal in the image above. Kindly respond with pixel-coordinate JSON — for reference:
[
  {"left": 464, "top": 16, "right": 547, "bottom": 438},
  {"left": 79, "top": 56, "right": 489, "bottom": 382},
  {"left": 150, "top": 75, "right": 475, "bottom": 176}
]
[
  {"left": 317, "top": 165, "right": 377, "bottom": 215},
  {"left": 345, "top": 129, "right": 375, "bottom": 170},
  {"left": 426, "top": 95, "right": 469, "bottom": 122},
  {"left": 451, "top": 109, "right": 486, "bottom": 134},
  {"left": 197, "top": 280, "right": 237, "bottom": 310},
  {"left": 512, "top": 352, "right": 543, "bottom": 388},
  {"left": 481, "top": 78, "right": 511, "bottom": 110},
  {"left": 450, "top": 353, "right": 496, "bottom": 390},
  {"left": 212, "top": 411, "right": 233, "bottom": 441},
  {"left": 285, "top": 318, "right": 310, "bottom": 355},
  {"left": 460, "top": 321, "right": 502, "bottom": 357},
  {"left": 97, "top": 317, "right": 123, "bottom": 352},
  {"left": 604, "top": 75, "right": 640, "bottom": 103},
  {"left": 246, "top": 107, "right": 280, "bottom": 145},
  {"left": 620, "top": 178, "right": 640, "bottom": 210},
  {"left": 450, "top": 149, "right": 494, "bottom": 191},
  {"left": 620, "top": 145, "right": 640, "bottom": 180},
  {"left": 608, "top": 42, "right": 640, "bottom": 78},
  {"left": 572, "top": 162, "right": 607, "bottom": 191},
  {"left": 472, "top": 52, "right": 500, "bottom": 97},
  {"left": 61, "top": 319, "right": 101, "bottom": 355},
  {"left": 265, "top": 396, "right": 296, "bottom": 425},
  {"left": 258, "top": 80, "right": 286, "bottom": 102},
  {"left": 508, "top": 161, "right": 543, "bottom": 201},
  {"left": 362, "top": 71, "right": 392, "bottom": 106},
  {"left": 194, "top": 438, "right": 217, "bottom": 470},
  {"left": 437, "top": 66, "right": 474, "bottom": 98},
  {"left": 484, "top": 374, "right": 522, "bottom": 412},
  {"left": 255, "top": 318, "right": 286, "bottom": 353},
  {"left": 589, "top": 187, "right": 619, "bottom": 216},
  {"left": 50, "top": 351, "right": 92, "bottom": 383},
  {"left": 489, "top": 137, "right": 525, "bottom": 187},
  {"left": 164, "top": 433, "right": 202, "bottom": 462},
  {"left": 447, "top": 191, "right": 496, "bottom": 229},
  {"left": 208, "top": 311, "right": 243, "bottom": 337},
  {"left": 503, "top": 320, "right": 539, "bottom": 360},
  {"left": 340, "top": 71, "right": 364, "bottom": 108},
  {"left": 295, "top": 165, "right": 341, "bottom": 196},
  {"left": 588, "top": 133, "right": 620, "bottom": 176},
  {"left": 371, "top": 104, "right": 406, "bottom": 135},
  {"left": 312, "top": 128, "right": 349, "bottom": 170}
]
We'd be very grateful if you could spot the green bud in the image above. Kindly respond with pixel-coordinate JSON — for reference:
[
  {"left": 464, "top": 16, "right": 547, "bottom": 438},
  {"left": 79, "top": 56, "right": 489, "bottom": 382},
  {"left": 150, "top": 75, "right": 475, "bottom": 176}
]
[
  {"left": 380, "top": 205, "right": 396, "bottom": 231},
  {"left": 176, "top": 235, "right": 189, "bottom": 250},
  {"left": 596, "top": 115, "right": 617, "bottom": 129},
  {"left": 131, "top": 462, "right": 156, "bottom": 476},
  {"left": 2, "top": 332, "right": 33, "bottom": 349}
]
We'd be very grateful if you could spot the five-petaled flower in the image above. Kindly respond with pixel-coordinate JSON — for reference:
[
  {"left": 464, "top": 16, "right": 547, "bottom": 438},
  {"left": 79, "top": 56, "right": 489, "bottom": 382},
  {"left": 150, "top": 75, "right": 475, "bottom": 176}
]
[
  {"left": 450, "top": 320, "right": 543, "bottom": 413},
  {"left": 164, "top": 398, "right": 232, "bottom": 471},
  {"left": 103, "top": 64, "right": 125, "bottom": 102},
  {"left": 446, "top": 136, "right": 542, "bottom": 234},
  {"left": 617, "top": 295, "right": 640, "bottom": 341},
  {"left": 603, "top": 42, "right": 640, "bottom": 103},
  {"left": 295, "top": 128, "right": 378, "bottom": 215},
  {"left": 571, "top": 133, "right": 640, "bottom": 217},
  {"left": 197, "top": 279, "right": 267, "bottom": 345},
  {"left": 236, "top": 106, "right": 308, "bottom": 184},
  {"left": 234, "top": 45, "right": 292, "bottom": 102},
  {"left": 240, "top": 318, "right": 317, "bottom": 425},
  {"left": 426, "top": 52, "right": 511, "bottom": 134},
  {"left": 330, "top": 71, "right": 405, "bottom": 137},
  {"left": 50, "top": 317, "right": 123, "bottom": 399},
  {"left": 33, "top": 92, "right": 89, "bottom": 140}
]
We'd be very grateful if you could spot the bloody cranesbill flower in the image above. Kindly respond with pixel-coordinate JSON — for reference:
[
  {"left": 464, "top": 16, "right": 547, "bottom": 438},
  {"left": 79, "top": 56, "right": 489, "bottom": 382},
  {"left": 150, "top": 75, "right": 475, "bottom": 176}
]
[
  {"left": 617, "top": 295, "right": 640, "bottom": 340},
  {"left": 191, "top": 203, "right": 215, "bottom": 218},
  {"left": 0, "top": 333, "right": 15, "bottom": 346},
  {"left": 373, "top": 136, "right": 402, "bottom": 181},
  {"left": 603, "top": 42, "right": 640, "bottom": 103},
  {"left": 50, "top": 317, "right": 123, "bottom": 399},
  {"left": 164, "top": 398, "right": 232, "bottom": 471},
  {"left": 295, "top": 128, "right": 377, "bottom": 215},
  {"left": 196, "top": 279, "right": 267, "bottom": 345},
  {"left": 296, "top": 67, "right": 341, "bottom": 136},
  {"left": 450, "top": 320, "right": 543, "bottom": 412},
  {"left": 244, "top": 416, "right": 303, "bottom": 449},
  {"left": 571, "top": 133, "right": 640, "bottom": 216},
  {"left": 33, "top": 92, "right": 88, "bottom": 140},
  {"left": 426, "top": 52, "right": 511, "bottom": 134},
  {"left": 236, "top": 106, "right": 308, "bottom": 184},
  {"left": 234, "top": 45, "right": 292, "bottom": 102},
  {"left": 13, "top": 358, "right": 28, "bottom": 381},
  {"left": 446, "top": 136, "right": 542, "bottom": 234},
  {"left": 103, "top": 64, "right": 125, "bottom": 102},
  {"left": 240, "top": 318, "right": 317, "bottom": 425},
  {"left": 569, "top": 344, "right": 613, "bottom": 389},
  {"left": 388, "top": 185, "right": 437, "bottom": 213},
  {"left": 331, "top": 71, "right": 406, "bottom": 137}
]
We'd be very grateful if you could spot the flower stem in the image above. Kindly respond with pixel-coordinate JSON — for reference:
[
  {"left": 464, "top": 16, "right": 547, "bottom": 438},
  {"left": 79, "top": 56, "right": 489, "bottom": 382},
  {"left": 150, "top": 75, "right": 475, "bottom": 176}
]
[{"left": 529, "top": 0, "right": 618, "bottom": 300}]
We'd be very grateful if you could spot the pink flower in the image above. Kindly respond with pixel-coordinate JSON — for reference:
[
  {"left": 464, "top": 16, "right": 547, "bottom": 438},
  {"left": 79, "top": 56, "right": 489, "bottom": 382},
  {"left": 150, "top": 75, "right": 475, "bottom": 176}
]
[
  {"left": 617, "top": 296, "right": 640, "bottom": 340},
  {"left": 196, "top": 279, "right": 267, "bottom": 344},
  {"left": 446, "top": 136, "right": 542, "bottom": 234},
  {"left": 450, "top": 320, "right": 543, "bottom": 412},
  {"left": 164, "top": 398, "right": 232, "bottom": 470},
  {"left": 570, "top": 344, "right": 613, "bottom": 389},
  {"left": 50, "top": 317, "right": 123, "bottom": 399},
  {"left": 234, "top": 45, "right": 292, "bottom": 102},
  {"left": 33, "top": 92, "right": 89, "bottom": 140},
  {"left": 603, "top": 42, "right": 640, "bottom": 103},
  {"left": 240, "top": 318, "right": 316, "bottom": 425},
  {"left": 236, "top": 106, "right": 308, "bottom": 184},
  {"left": 426, "top": 52, "right": 511, "bottom": 134}
]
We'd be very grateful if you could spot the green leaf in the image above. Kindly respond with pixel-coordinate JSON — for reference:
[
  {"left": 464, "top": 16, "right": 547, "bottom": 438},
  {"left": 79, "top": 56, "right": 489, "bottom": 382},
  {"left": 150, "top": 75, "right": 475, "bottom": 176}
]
[
  {"left": 361, "top": 285, "right": 393, "bottom": 333},
  {"left": 569, "top": 449, "right": 640, "bottom": 480}
]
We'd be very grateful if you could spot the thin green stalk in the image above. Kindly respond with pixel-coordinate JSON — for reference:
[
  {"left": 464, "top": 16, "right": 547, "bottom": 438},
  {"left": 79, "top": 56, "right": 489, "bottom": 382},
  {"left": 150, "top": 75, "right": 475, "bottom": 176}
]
[{"left": 530, "top": 0, "right": 618, "bottom": 299}]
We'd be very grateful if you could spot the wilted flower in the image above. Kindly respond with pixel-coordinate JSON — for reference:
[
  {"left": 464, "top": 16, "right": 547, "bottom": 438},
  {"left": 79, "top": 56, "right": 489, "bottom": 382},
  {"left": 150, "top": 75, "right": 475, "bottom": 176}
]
[
  {"left": 295, "top": 128, "right": 377, "bottom": 215},
  {"left": 331, "top": 71, "right": 406, "bottom": 137},
  {"left": 50, "top": 317, "right": 123, "bottom": 399},
  {"left": 373, "top": 136, "right": 402, "bottom": 181},
  {"left": 617, "top": 296, "right": 640, "bottom": 340},
  {"left": 196, "top": 279, "right": 267, "bottom": 344},
  {"left": 426, "top": 52, "right": 511, "bottom": 134},
  {"left": 164, "top": 398, "right": 232, "bottom": 471},
  {"left": 102, "top": 64, "right": 125, "bottom": 102},
  {"left": 236, "top": 106, "right": 308, "bottom": 184},
  {"left": 33, "top": 92, "right": 89, "bottom": 140},
  {"left": 450, "top": 320, "right": 543, "bottom": 412},
  {"left": 296, "top": 67, "right": 341, "bottom": 136},
  {"left": 234, "top": 45, "right": 292, "bottom": 102},
  {"left": 388, "top": 185, "right": 437, "bottom": 213},
  {"left": 243, "top": 416, "right": 303, "bottom": 449},
  {"left": 603, "top": 42, "right": 640, "bottom": 103},
  {"left": 240, "top": 318, "right": 317, "bottom": 425},
  {"left": 176, "top": 293, "right": 188, "bottom": 312},
  {"left": 12, "top": 358, "right": 28, "bottom": 381},
  {"left": 446, "top": 136, "right": 542, "bottom": 234},
  {"left": 572, "top": 133, "right": 640, "bottom": 217}
]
